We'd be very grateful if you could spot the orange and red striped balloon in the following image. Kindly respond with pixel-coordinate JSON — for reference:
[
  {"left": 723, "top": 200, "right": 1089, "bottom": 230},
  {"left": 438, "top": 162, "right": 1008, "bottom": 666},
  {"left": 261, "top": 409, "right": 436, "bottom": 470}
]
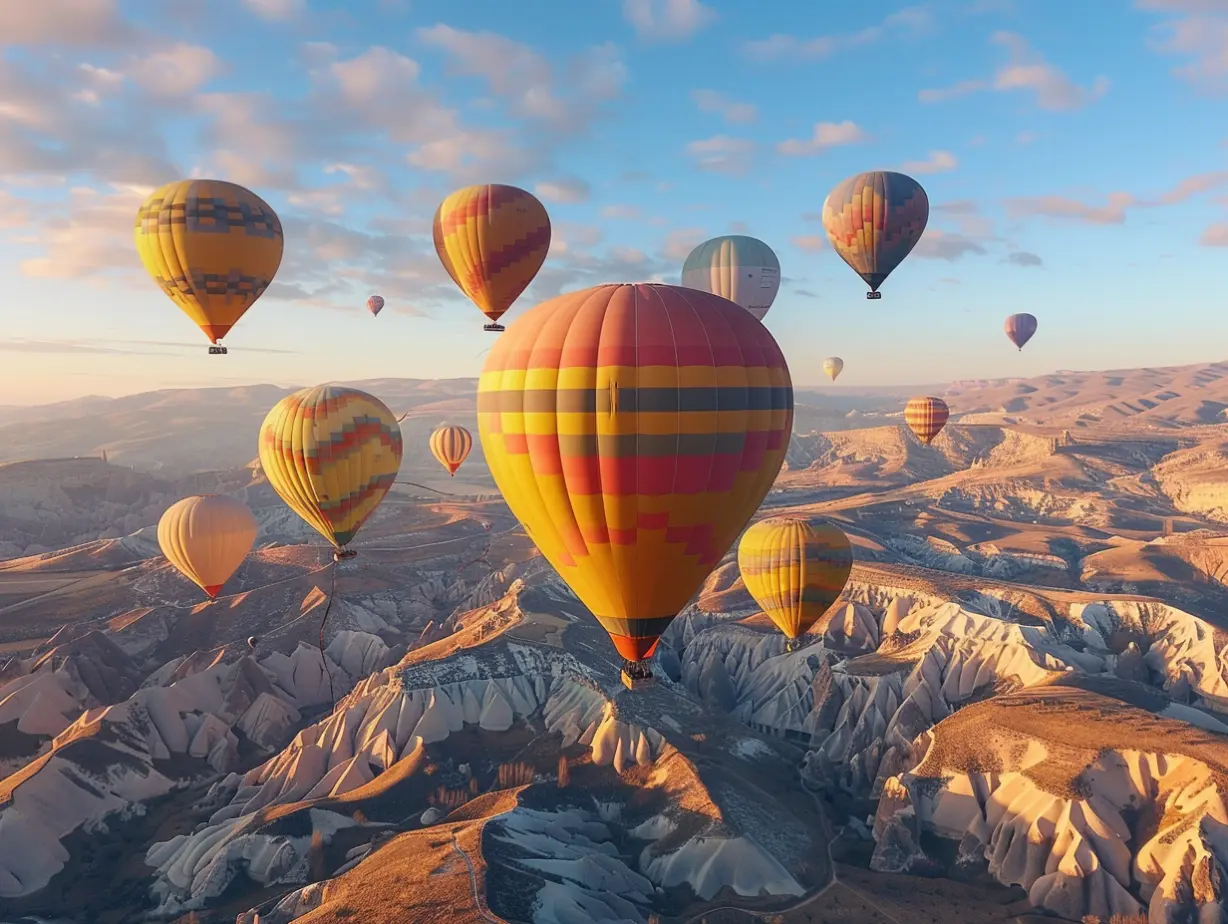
[
  {"left": 429, "top": 425, "right": 473, "bottom": 476},
  {"left": 432, "top": 185, "right": 551, "bottom": 331},
  {"left": 476, "top": 283, "right": 794, "bottom": 663},
  {"left": 904, "top": 396, "right": 949, "bottom": 446}
]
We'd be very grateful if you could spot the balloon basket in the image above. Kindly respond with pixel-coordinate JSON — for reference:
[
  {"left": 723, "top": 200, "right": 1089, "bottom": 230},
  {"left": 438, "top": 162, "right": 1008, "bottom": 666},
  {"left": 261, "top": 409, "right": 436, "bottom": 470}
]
[
  {"left": 334, "top": 549, "right": 357, "bottom": 562},
  {"left": 621, "top": 668, "right": 655, "bottom": 691},
  {"left": 208, "top": 345, "right": 228, "bottom": 355},
  {"left": 483, "top": 323, "right": 505, "bottom": 332},
  {"left": 865, "top": 291, "right": 882, "bottom": 300}
]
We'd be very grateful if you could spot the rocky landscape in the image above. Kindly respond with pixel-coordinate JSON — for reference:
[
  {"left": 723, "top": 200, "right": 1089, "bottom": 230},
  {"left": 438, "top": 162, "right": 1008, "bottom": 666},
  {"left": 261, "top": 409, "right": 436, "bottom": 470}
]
[{"left": 3, "top": 366, "right": 1228, "bottom": 922}]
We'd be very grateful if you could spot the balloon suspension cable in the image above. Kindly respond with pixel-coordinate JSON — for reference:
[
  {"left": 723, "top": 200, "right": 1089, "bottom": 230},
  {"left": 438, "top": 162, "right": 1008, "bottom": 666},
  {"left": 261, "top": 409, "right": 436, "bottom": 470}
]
[
  {"left": 318, "top": 553, "right": 343, "bottom": 710},
  {"left": 393, "top": 479, "right": 459, "bottom": 497}
]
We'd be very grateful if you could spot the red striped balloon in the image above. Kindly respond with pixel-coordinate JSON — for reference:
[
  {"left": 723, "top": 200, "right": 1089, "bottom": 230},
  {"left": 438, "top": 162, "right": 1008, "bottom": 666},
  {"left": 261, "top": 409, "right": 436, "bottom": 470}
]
[
  {"left": 429, "top": 425, "right": 473, "bottom": 476},
  {"left": 904, "top": 396, "right": 949, "bottom": 446},
  {"left": 476, "top": 283, "right": 793, "bottom": 663}
]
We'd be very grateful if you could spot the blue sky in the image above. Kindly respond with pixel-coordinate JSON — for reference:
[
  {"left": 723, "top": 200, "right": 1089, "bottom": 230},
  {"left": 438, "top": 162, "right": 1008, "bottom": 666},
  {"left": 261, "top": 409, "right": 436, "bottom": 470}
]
[{"left": 1, "top": 0, "right": 1227, "bottom": 404}]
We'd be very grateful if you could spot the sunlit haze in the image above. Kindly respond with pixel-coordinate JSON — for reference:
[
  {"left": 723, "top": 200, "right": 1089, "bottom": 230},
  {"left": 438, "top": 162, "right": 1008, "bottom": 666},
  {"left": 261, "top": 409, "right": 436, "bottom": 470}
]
[{"left": 3, "top": 0, "right": 1228, "bottom": 404}]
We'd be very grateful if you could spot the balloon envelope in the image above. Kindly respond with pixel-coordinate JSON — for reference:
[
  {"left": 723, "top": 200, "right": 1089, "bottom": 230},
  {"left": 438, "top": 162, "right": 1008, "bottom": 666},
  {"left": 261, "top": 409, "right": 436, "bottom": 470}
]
[
  {"left": 738, "top": 517, "right": 853, "bottom": 640},
  {"left": 367, "top": 295, "right": 385, "bottom": 316},
  {"left": 1005, "top": 312, "right": 1037, "bottom": 350},
  {"left": 258, "top": 386, "right": 404, "bottom": 550},
  {"left": 157, "top": 494, "right": 257, "bottom": 599},
  {"left": 904, "top": 396, "right": 949, "bottom": 446},
  {"left": 247, "top": 636, "right": 259, "bottom": 648},
  {"left": 681, "top": 235, "right": 781, "bottom": 321},
  {"left": 822, "top": 171, "right": 928, "bottom": 293},
  {"left": 822, "top": 357, "right": 844, "bottom": 382},
  {"left": 477, "top": 283, "right": 794, "bottom": 662},
  {"left": 135, "top": 180, "right": 284, "bottom": 344},
  {"left": 433, "top": 184, "right": 551, "bottom": 326},
  {"left": 429, "top": 425, "right": 473, "bottom": 476}
]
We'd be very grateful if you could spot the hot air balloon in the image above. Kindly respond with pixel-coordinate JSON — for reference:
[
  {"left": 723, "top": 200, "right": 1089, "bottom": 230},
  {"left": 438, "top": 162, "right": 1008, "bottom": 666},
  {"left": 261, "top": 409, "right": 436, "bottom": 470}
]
[
  {"left": 429, "top": 425, "right": 473, "bottom": 477},
  {"left": 823, "top": 357, "right": 844, "bottom": 382},
  {"left": 367, "top": 295, "right": 385, "bottom": 317},
  {"left": 1005, "top": 312, "right": 1037, "bottom": 351},
  {"left": 135, "top": 180, "right": 284, "bottom": 354},
  {"left": 247, "top": 636, "right": 259, "bottom": 649},
  {"left": 680, "top": 235, "right": 781, "bottom": 321},
  {"left": 433, "top": 184, "right": 551, "bottom": 332},
  {"left": 477, "top": 283, "right": 793, "bottom": 689},
  {"left": 737, "top": 517, "right": 853, "bottom": 649},
  {"left": 904, "top": 396, "right": 949, "bottom": 446},
  {"left": 822, "top": 171, "right": 928, "bottom": 299},
  {"left": 258, "top": 385, "right": 404, "bottom": 557},
  {"left": 157, "top": 494, "right": 257, "bottom": 599}
]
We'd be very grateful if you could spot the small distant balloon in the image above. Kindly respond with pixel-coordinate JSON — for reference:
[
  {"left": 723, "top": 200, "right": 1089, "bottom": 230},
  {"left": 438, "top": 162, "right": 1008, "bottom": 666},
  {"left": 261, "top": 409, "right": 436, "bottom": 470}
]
[
  {"left": 247, "top": 636, "right": 259, "bottom": 648},
  {"left": 904, "top": 396, "right": 950, "bottom": 446},
  {"left": 429, "top": 426, "right": 473, "bottom": 477},
  {"left": 367, "top": 295, "right": 385, "bottom": 317},
  {"left": 1004, "top": 313, "right": 1037, "bottom": 351},
  {"left": 823, "top": 357, "right": 844, "bottom": 382}
]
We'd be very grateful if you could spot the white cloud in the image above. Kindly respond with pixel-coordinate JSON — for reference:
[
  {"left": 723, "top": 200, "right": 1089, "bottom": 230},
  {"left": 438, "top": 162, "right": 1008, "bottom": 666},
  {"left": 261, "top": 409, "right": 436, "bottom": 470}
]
[
  {"left": 690, "top": 89, "right": 757, "bottom": 123},
  {"left": 535, "top": 176, "right": 591, "bottom": 203},
  {"left": 0, "top": 0, "right": 134, "bottom": 46},
  {"left": 990, "top": 32, "right": 1111, "bottom": 109},
  {"left": 125, "top": 43, "right": 222, "bottom": 98},
  {"left": 242, "top": 0, "right": 307, "bottom": 20},
  {"left": 622, "top": 0, "right": 717, "bottom": 42},
  {"left": 777, "top": 121, "right": 867, "bottom": 156},
  {"left": 917, "top": 79, "right": 987, "bottom": 103},
  {"left": 900, "top": 150, "right": 958, "bottom": 174},
  {"left": 662, "top": 227, "right": 707, "bottom": 260},
  {"left": 686, "top": 135, "right": 756, "bottom": 175},
  {"left": 1201, "top": 223, "right": 1228, "bottom": 245},
  {"left": 601, "top": 204, "right": 641, "bottom": 219},
  {"left": 919, "top": 33, "right": 1109, "bottom": 110},
  {"left": 912, "top": 229, "right": 987, "bottom": 260},
  {"left": 791, "top": 235, "right": 826, "bottom": 252},
  {"left": 744, "top": 6, "right": 932, "bottom": 62},
  {"left": 416, "top": 25, "right": 625, "bottom": 132}
]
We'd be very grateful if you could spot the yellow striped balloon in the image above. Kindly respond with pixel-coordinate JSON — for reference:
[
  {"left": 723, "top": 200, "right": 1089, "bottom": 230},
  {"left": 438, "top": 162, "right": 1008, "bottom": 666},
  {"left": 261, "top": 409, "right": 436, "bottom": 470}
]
[
  {"left": 904, "top": 396, "right": 949, "bottom": 446},
  {"left": 429, "top": 425, "right": 473, "bottom": 476},
  {"left": 157, "top": 494, "right": 257, "bottom": 599},
  {"left": 738, "top": 517, "right": 852, "bottom": 641},
  {"left": 134, "top": 180, "right": 284, "bottom": 346},
  {"left": 433, "top": 184, "right": 551, "bottom": 331},
  {"left": 257, "top": 386, "right": 404, "bottom": 551}
]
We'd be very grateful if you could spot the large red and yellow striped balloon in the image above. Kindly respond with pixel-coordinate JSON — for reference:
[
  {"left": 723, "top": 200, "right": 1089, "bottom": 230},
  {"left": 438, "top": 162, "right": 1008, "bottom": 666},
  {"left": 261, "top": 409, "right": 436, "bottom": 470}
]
[
  {"left": 477, "top": 283, "right": 794, "bottom": 663},
  {"left": 429, "top": 425, "right": 473, "bottom": 476},
  {"left": 904, "top": 396, "right": 949, "bottom": 446},
  {"left": 433, "top": 185, "right": 551, "bottom": 331},
  {"left": 258, "top": 386, "right": 404, "bottom": 551},
  {"left": 822, "top": 171, "right": 928, "bottom": 296},
  {"left": 738, "top": 517, "right": 852, "bottom": 642}
]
